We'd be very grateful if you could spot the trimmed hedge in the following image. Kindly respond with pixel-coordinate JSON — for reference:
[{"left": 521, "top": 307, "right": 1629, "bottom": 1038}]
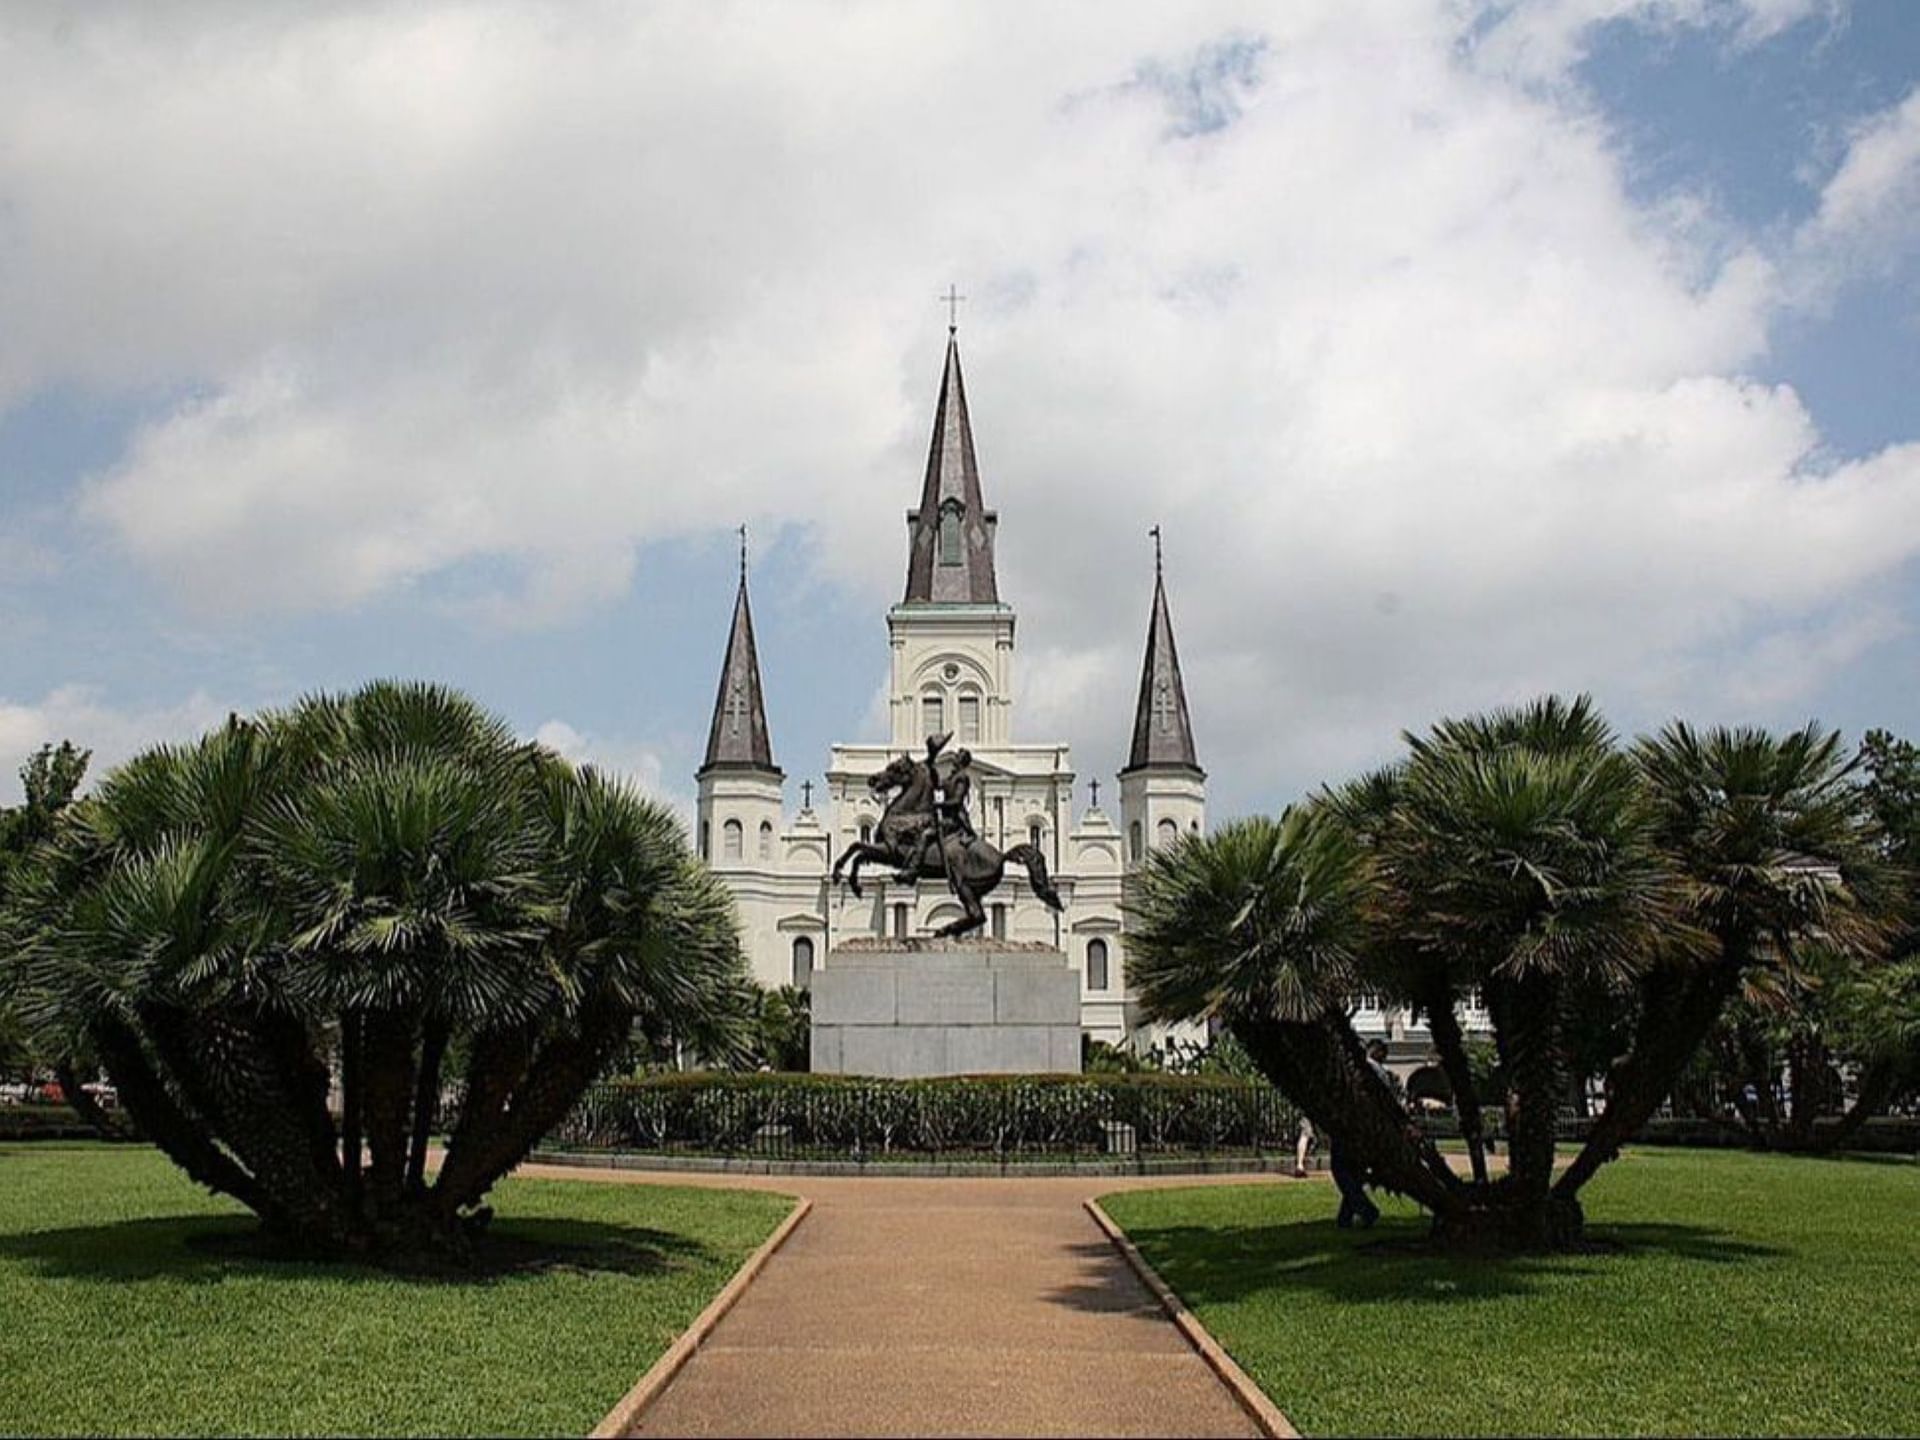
[
  {"left": 547, "top": 1071, "right": 1300, "bottom": 1162},
  {"left": 1413, "top": 1110, "right": 1920, "bottom": 1152},
  {"left": 0, "top": 1104, "right": 109, "bottom": 1142}
]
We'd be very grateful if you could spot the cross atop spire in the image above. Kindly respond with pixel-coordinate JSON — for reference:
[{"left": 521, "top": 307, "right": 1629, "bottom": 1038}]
[
  {"left": 902, "top": 332, "right": 1000, "bottom": 606},
  {"left": 940, "top": 283, "right": 966, "bottom": 334},
  {"left": 1122, "top": 530, "right": 1202, "bottom": 776},
  {"left": 699, "top": 532, "right": 780, "bottom": 778}
]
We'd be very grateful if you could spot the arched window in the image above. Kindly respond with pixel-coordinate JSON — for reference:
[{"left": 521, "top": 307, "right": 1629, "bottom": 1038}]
[
  {"left": 758, "top": 819, "right": 774, "bottom": 859},
  {"left": 922, "top": 692, "right": 945, "bottom": 739},
  {"left": 1129, "top": 821, "right": 1142, "bottom": 861},
  {"left": 792, "top": 935, "right": 815, "bottom": 988},
  {"left": 859, "top": 819, "right": 874, "bottom": 846},
  {"left": 1156, "top": 818, "right": 1178, "bottom": 849},
  {"left": 938, "top": 501, "right": 964, "bottom": 565},
  {"left": 699, "top": 820, "right": 710, "bottom": 861},
  {"left": 957, "top": 692, "right": 981, "bottom": 743},
  {"left": 1086, "top": 938, "right": 1109, "bottom": 992},
  {"left": 722, "top": 818, "right": 743, "bottom": 860},
  {"left": 1028, "top": 820, "right": 1044, "bottom": 851}
]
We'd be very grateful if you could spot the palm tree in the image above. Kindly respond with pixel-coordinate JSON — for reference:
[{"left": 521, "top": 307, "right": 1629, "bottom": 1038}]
[
  {"left": 1813, "top": 956, "right": 1920, "bottom": 1150},
  {"left": 1130, "top": 697, "right": 1678, "bottom": 1250},
  {"left": 4, "top": 682, "right": 752, "bottom": 1262},
  {"left": 1127, "top": 809, "right": 1463, "bottom": 1219},
  {"left": 1555, "top": 722, "right": 1887, "bottom": 1195}
]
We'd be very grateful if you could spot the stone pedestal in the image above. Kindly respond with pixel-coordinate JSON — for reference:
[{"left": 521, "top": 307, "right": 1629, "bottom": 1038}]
[{"left": 810, "top": 938, "right": 1082, "bottom": 1077}]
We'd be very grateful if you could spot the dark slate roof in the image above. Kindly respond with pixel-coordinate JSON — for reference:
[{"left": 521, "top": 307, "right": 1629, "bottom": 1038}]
[
  {"left": 903, "top": 335, "right": 1000, "bottom": 605},
  {"left": 699, "top": 569, "right": 780, "bottom": 775},
  {"left": 1122, "top": 563, "right": 1202, "bottom": 775}
]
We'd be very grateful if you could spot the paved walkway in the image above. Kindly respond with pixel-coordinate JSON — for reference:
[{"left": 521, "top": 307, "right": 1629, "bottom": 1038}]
[{"left": 513, "top": 1161, "right": 1300, "bottom": 1437}]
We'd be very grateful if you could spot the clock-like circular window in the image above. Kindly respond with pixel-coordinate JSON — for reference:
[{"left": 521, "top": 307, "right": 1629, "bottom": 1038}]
[{"left": 942, "top": 662, "right": 960, "bottom": 680}]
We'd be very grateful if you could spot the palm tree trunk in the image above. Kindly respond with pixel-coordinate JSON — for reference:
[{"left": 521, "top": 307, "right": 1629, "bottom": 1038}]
[
  {"left": 359, "top": 1011, "right": 417, "bottom": 1222},
  {"left": 434, "top": 1006, "right": 636, "bottom": 1215},
  {"left": 89, "top": 1017, "right": 275, "bottom": 1219},
  {"left": 1812, "top": 1060, "right": 1902, "bottom": 1153},
  {"left": 406, "top": 1019, "right": 450, "bottom": 1195},
  {"left": 1233, "top": 1013, "right": 1462, "bottom": 1216},
  {"left": 430, "top": 1025, "right": 537, "bottom": 1211},
  {"left": 258, "top": 1011, "right": 341, "bottom": 1185},
  {"left": 143, "top": 1007, "right": 353, "bottom": 1246},
  {"left": 1421, "top": 979, "right": 1488, "bottom": 1184},
  {"left": 340, "top": 1010, "right": 364, "bottom": 1212},
  {"left": 1783, "top": 1035, "right": 1818, "bottom": 1149},
  {"left": 1740, "top": 1019, "right": 1781, "bottom": 1142},
  {"left": 54, "top": 1058, "right": 128, "bottom": 1139},
  {"left": 1496, "top": 973, "right": 1566, "bottom": 1234},
  {"left": 1556, "top": 958, "right": 1744, "bottom": 1198}
]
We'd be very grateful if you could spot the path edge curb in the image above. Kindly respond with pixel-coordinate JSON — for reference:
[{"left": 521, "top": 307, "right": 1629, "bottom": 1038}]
[
  {"left": 1084, "top": 1197, "right": 1299, "bottom": 1440},
  {"left": 588, "top": 1194, "right": 814, "bottom": 1438}
]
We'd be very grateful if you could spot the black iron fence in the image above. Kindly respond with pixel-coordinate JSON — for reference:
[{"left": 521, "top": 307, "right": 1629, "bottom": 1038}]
[{"left": 545, "top": 1072, "right": 1301, "bottom": 1164}]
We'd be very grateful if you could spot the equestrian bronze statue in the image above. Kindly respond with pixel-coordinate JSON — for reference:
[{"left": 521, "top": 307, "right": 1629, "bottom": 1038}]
[{"left": 830, "top": 733, "right": 1062, "bottom": 939}]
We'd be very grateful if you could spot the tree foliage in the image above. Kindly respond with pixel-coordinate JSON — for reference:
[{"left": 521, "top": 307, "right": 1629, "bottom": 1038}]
[
  {"left": 1, "top": 683, "right": 754, "bottom": 1263},
  {"left": 0, "top": 742, "right": 94, "bottom": 1107},
  {"left": 1127, "top": 696, "right": 1892, "bottom": 1251},
  {"left": 751, "top": 984, "right": 811, "bottom": 1072}
]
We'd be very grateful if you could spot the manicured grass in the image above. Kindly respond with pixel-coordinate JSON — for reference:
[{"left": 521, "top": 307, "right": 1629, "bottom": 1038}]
[
  {"left": 1102, "top": 1148, "right": 1920, "bottom": 1437},
  {"left": 0, "top": 1143, "right": 794, "bottom": 1437}
]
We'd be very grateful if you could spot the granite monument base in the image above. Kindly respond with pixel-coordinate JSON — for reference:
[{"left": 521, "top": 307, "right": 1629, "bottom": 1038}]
[{"left": 810, "top": 938, "right": 1082, "bottom": 1077}]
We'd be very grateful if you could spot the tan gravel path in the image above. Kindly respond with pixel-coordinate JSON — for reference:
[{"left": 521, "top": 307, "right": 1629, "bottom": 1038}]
[{"left": 510, "top": 1161, "right": 1302, "bottom": 1438}]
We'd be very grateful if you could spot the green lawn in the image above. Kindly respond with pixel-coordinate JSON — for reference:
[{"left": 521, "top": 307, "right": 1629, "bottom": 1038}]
[
  {"left": 0, "top": 1143, "right": 794, "bottom": 1437},
  {"left": 1102, "top": 1148, "right": 1920, "bottom": 1437}
]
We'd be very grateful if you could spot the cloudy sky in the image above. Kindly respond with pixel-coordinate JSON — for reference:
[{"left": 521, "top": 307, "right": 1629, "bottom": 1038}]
[{"left": 2, "top": 0, "right": 1918, "bottom": 821}]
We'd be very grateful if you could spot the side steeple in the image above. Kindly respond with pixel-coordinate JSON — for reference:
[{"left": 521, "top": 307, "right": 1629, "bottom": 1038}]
[
  {"left": 903, "top": 334, "right": 999, "bottom": 605},
  {"left": 1122, "top": 529, "right": 1202, "bottom": 776},
  {"left": 699, "top": 530, "right": 780, "bottom": 777}
]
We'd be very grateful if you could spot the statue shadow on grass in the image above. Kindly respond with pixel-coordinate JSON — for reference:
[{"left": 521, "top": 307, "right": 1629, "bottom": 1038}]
[
  {"left": 0, "top": 1213, "right": 717, "bottom": 1286},
  {"left": 1048, "top": 1215, "right": 1779, "bottom": 1314}
]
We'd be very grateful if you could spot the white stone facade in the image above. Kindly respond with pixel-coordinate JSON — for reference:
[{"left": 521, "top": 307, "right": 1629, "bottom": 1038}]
[{"left": 699, "top": 588, "right": 1188, "bottom": 1049}]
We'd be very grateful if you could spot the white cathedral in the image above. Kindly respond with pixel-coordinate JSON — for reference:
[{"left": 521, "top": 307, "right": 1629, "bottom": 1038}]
[{"left": 692, "top": 331, "right": 1206, "bottom": 1052}]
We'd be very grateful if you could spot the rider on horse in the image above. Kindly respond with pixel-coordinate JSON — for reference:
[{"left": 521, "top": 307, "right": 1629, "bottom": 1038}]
[{"left": 895, "top": 732, "right": 976, "bottom": 883}]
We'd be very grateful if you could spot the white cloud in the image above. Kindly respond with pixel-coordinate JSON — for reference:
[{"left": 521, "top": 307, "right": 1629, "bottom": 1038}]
[
  {"left": 1792, "top": 86, "right": 1920, "bottom": 292},
  {"left": 0, "top": 686, "right": 232, "bottom": 804},
  {"left": 530, "top": 718, "right": 690, "bottom": 826},
  {"left": 2, "top": 1, "right": 1918, "bottom": 808}
]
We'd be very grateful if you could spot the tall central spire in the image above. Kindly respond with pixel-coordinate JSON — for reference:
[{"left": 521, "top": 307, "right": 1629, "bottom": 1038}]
[{"left": 903, "top": 334, "right": 999, "bottom": 605}]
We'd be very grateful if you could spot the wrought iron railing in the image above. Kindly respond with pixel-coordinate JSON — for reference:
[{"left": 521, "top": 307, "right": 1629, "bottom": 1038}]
[{"left": 544, "top": 1074, "right": 1300, "bottom": 1164}]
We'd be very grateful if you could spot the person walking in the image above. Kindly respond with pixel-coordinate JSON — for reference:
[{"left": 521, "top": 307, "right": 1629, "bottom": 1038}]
[
  {"left": 1328, "top": 1132, "right": 1379, "bottom": 1228},
  {"left": 1329, "top": 1038, "right": 1402, "bottom": 1228}
]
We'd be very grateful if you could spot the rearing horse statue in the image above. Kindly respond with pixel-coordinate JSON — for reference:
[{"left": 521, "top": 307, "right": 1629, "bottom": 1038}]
[{"left": 831, "top": 749, "right": 1063, "bottom": 939}]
